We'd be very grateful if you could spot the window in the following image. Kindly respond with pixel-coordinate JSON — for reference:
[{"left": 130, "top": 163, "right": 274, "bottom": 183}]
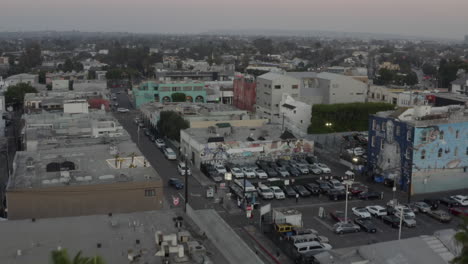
[
  {"left": 144, "top": 189, "right": 156, "bottom": 197},
  {"left": 172, "top": 87, "right": 182, "bottom": 91},
  {"left": 300, "top": 120, "right": 303, "bottom": 123},
  {"left": 274, "top": 85, "right": 281, "bottom": 89},
  {"left": 396, "top": 126, "right": 400, "bottom": 136},
  {"left": 380, "top": 140, "right": 385, "bottom": 150},
  {"left": 371, "top": 136, "right": 375, "bottom": 147},
  {"left": 372, "top": 120, "right": 376, "bottom": 130},
  {"left": 407, "top": 130, "right": 412, "bottom": 141},
  {"left": 438, "top": 148, "right": 443, "bottom": 157},
  {"left": 439, "top": 130, "right": 444, "bottom": 140},
  {"left": 454, "top": 147, "right": 458, "bottom": 157},
  {"left": 421, "top": 149, "right": 426, "bottom": 160},
  {"left": 275, "top": 104, "right": 279, "bottom": 107},
  {"left": 183, "top": 86, "right": 192, "bottom": 91},
  {"left": 456, "top": 130, "right": 459, "bottom": 139},
  {"left": 292, "top": 84, "right": 298, "bottom": 89},
  {"left": 264, "top": 84, "right": 267, "bottom": 87}
]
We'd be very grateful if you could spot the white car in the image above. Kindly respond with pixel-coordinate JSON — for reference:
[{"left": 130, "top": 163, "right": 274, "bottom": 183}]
[
  {"left": 366, "top": 205, "right": 387, "bottom": 217},
  {"left": 177, "top": 162, "right": 191, "bottom": 176},
  {"left": 450, "top": 195, "right": 468, "bottom": 206},
  {"left": 352, "top": 207, "right": 371, "bottom": 219},
  {"left": 231, "top": 167, "right": 244, "bottom": 178},
  {"left": 155, "top": 139, "right": 165, "bottom": 148},
  {"left": 346, "top": 147, "right": 365, "bottom": 156},
  {"left": 328, "top": 179, "right": 345, "bottom": 191},
  {"left": 345, "top": 170, "right": 355, "bottom": 178},
  {"left": 255, "top": 168, "right": 268, "bottom": 179},
  {"left": 316, "top": 163, "right": 331, "bottom": 173},
  {"left": 276, "top": 167, "right": 290, "bottom": 177},
  {"left": 117, "top": 108, "right": 129, "bottom": 113},
  {"left": 295, "top": 164, "right": 309, "bottom": 174},
  {"left": 394, "top": 206, "right": 416, "bottom": 218},
  {"left": 163, "top": 147, "right": 177, "bottom": 160},
  {"left": 270, "top": 186, "right": 285, "bottom": 199},
  {"left": 257, "top": 186, "right": 274, "bottom": 199},
  {"left": 214, "top": 165, "right": 227, "bottom": 174},
  {"left": 242, "top": 168, "right": 256, "bottom": 178}
]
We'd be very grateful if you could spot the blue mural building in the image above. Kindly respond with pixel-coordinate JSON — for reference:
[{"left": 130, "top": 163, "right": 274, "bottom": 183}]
[{"left": 368, "top": 105, "right": 468, "bottom": 195}]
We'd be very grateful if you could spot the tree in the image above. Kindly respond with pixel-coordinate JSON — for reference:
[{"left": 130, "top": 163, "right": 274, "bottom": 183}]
[
  {"left": 171, "top": 93, "right": 186, "bottom": 102},
  {"left": 452, "top": 217, "right": 468, "bottom": 264},
  {"left": 157, "top": 111, "right": 189, "bottom": 141},
  {"left": 422, "top": 64, "right": 437, "bottom": 76},
  {"left": 38, "top": 71, "right": 46, "bottom": 84},
  {"left": 4, "top": 83, "right": 38, "bottom": 108},
  {"left": 88, "top": 70, "right": 96, "bottom": 80},
  {"left": 51, "top": 249, "right": 105, "bottom": 264},
  {"left": 253, "top": 38, "right": 274, "bottom": 55}
]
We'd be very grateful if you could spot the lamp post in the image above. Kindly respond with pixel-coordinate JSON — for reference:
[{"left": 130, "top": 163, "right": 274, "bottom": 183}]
[
  {"left": 184, "top": 154, "right": 189, "bottom": 213},
  {"left": 343, "top": 180, "right": 353, "bottom": 223}
]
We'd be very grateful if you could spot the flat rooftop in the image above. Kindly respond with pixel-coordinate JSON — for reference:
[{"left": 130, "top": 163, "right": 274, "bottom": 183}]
[
  {"left": 0, "top": 210, "right": 221, "bottom": 264},
  {"left": 140, "top": 102, "right": 245, "bottom": 116}
]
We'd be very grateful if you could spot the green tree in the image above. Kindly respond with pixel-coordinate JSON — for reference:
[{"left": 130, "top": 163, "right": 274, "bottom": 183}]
[
  {"left": 253, "top": 38, "right": 274, "bottom": 55},
  {"left": 452, "top": 217, "right": 468, "bottom": 264},
  {"left": 171, "top": 93, "right": 186, "bottom": 102},
  {"left": 157, "top": 111, "right": 189, "bottom": 141},
  {"left": 88, "top": 70, "right": 96, "bottom": 80},
  {"left": 51, "top": 249, "right": 105, "bottom": 264},
  {"left": 4, "top": 83, "right": 38, "bottom": 108},
  {"left": 422, "top": 64, "right": 437, "bottom": 76},
  {"left": 63, "top": 58, "right": 74, "bottom": 72},
  {"left": 38, "top": 71, "right": 46, "bottom": 84}
]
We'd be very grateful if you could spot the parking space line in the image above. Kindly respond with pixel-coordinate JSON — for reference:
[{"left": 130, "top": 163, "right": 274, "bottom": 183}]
[
  {"left": 313, "top": 216, "right": 334, "bottom": 231},
  {"left": 178, "top": 192, "right": 186, "bottom": 201}
]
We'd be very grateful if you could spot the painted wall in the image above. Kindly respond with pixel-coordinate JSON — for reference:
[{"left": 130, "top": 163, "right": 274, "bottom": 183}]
[
  {"left": 233, "top": 75, "right": 256, "bottom": 112},
  {"left": 133, "top": 82, "right": 207, "bottom": 108},
  {"left": 411, "top": 122, "right": 468, "bottom": 194}
]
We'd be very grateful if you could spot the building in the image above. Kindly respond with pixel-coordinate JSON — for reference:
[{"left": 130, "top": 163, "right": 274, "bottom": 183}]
[
  {"left": 288, "top": 72, "right": 367, "bottom": 105},
  {"left": 233, "top": 74, "right": 256, "bottom": 112},
  {"left": 139, "top": 102, "right": 266, "bottom": 130},
  {"left": 24, "top": 89, "right": 109, "bottom": 112},
  {"left": 132, "top": 81, "right": 207, "bottom": 108},
  {"left": 450, "top": 75, "right": 468, "bottom": 95},
  {"left": 4, "top": 73, "right": 38, "bottom": 88},
  {"left": 205, "top": 80, "right": 234, "bottom": 104},
  {"left": 180, "top": 124, "right": 314, "bottom": 168},
  {"left": 255, "top": 72, "right": 301, "bottom": 123},
  {"left": 279, "top": 94, "right": 312, "bottom": 136},
  {"left": 367, "top": 105, "right": 468, "bottom": 195},
  {"left": 379, "top": 62, "right": 400, "bottom": 71},
  {"left": 7, "top": 111, "right": 163, "bottom": 219},
  {"left": 465, "top": 35, "right": 468, "bottom": 44},
  {"left": 155, "top": 70, "right": 233, "bottom": 82}
]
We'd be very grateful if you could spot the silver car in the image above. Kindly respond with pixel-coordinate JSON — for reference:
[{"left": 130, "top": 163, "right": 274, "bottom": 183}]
[{"left": 414, "top": 202, "right": 431, "bottom": 213}]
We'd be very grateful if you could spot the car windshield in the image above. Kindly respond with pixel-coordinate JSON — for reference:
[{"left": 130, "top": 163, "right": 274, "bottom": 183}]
[
  {"left": 244, "top": 169, "right": 253, "bottom": 173},
  {"left": 274, "top": 189, "right": 282, "bottom": 193}
]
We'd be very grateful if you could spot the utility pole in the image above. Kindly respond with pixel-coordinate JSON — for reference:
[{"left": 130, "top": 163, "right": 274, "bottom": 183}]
[
  {"left": 398, "top": 208, "right": 404, "bottom": 240},
  {"left": 184, "top": 154, "right": 189, "bottom": 213}
]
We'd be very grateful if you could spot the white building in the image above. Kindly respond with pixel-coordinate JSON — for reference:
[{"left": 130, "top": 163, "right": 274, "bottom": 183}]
[
  {"left": 63, "top": 99, "right": 89, "bottom": 114},
  {"left": 52, "top": 79, "right": 70, "bottom": 90},
  {"left": 450, "top": 76, "right": 468, "bottom": 95},
  {"left": 4, "top": 73, "right": 38, "bottom": 88},
  {"left": 255, "top": 72, "right": 301, "bottom": 123},
  {"left": 279, "top": 94, "right": 312, "bottom": 136}
]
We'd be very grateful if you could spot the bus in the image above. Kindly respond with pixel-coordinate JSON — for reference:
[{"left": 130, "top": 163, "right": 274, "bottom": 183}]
[{"left": 230, "top": 179, "right": 259, "bottom": 209}]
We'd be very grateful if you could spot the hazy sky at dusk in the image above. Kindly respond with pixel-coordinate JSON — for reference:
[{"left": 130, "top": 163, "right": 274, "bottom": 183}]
[{"left": 1, "top": 0, "right": 467, "bottom": 39}]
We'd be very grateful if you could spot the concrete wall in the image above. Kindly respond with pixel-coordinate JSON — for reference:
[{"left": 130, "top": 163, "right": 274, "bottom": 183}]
[
  {"left": 64, "top": 101, "right": 89, "bottom": 114},
  {"left": 327, "top": 77, "right": 366, "bottom": 104},
  {"left": 7, "top": 180, "right": 164, "bottom": 220},
  {"left": 52, "top": 80, "right": 70, "bottom": 90}
]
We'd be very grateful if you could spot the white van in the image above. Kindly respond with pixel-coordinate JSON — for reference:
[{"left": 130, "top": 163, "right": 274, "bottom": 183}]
[
  {"left": 291, "top": 234, "right": 329, "bottom": 244},
  {"left": 294, "top": 241, "right": 332, "bottom": 254},
  {"left": 164, "top": 147, "right": 177, "bottom": 160}
]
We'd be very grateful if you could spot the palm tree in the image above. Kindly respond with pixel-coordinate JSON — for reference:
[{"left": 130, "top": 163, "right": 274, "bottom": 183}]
[
  {"left": 51, "top": 249, "right": 105, "bottom": 264},
  {"left": 452, "top": 217, "right": 468, "bottom": 264}
]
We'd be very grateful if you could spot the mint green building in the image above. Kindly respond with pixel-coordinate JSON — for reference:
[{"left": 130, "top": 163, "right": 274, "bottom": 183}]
[{"left": 132, "top": 81, "right": 207, "bottom": 108}]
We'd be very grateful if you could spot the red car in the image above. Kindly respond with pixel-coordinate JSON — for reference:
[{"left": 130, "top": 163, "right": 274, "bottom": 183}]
[
  {"left": 330, "top": 210, "right": 347, "bottom": 222},
  {"left": 349, "top": 183, "right": 368, "bottom": 195},
  {"left": 449, "top": 207, "right": 468, "bottom": 217}
]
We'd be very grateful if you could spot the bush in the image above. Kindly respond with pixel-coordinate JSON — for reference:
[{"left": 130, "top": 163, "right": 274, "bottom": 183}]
[
  {"left": 308, "top": 102, "right": 395, "bottom": 134},
  {"left": 171, "top": 93, "right": 186, "bottom": 102}
]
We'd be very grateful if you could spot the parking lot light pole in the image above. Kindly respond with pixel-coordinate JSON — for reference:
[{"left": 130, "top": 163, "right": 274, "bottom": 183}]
[
  {"left": 343, "top": 180, "right": 353, "bottom": 223},
  {"left": 398, "top": 208, "right": 404, "bottom": 240},
  {"left": 184, "top": 154, "right": 189, "bottom": 213}
]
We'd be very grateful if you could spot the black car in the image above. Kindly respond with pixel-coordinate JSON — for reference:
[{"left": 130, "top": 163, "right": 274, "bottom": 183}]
[
  {"left": 382, "top": 215, "right": 401, "bottom": 228},
  {"left": 293, "top": 185, "right": 312, "bottom": 197},
  {"left": 304, "top": 183, "right": 321, "bottom": 195},
  {"left": 305, "top": 155, "right": 318, "bottom": 164},
  {"left": 268, "top": 161, "right": 278, "bottom": 169},
  {"left": 423, "top": 198, "right": 440, "bottom": 210},
  {"left": 276, "top": 159, "right": 289, "bottom": 167},
  {"left": 383, "top": 178, "right": 394, "bottom": 187},
  {"left": 287, "top": 166, "right": 301, "bottom": 177},
  {"left": 149, "top": 135, "right": 156, "bottom": 142},
  {"left": 282, "top": 185, "right": 297, "bottom": 197},
  {"left": 354, "top": 218, "right": 377, "bottom": 233},
  {"left": 264, "top": 167, "right": 278, "bottom": 177},
  {"left": 144, "top": 129, "right": 150, "bottom": 136},
  {"left": 315, "top": 180, "right": 331, "bottom": 193},
  {"left": 358, "top": 190, "right": 381, "bottom": 200},
  {"left": 168, "top": 178, "right": 184, "bottom": 190},
  {"left": 328, "top": 189, "right": 347, "bottom": 201},
  {"left": 439, "top": 197, "right": 460, "bottom": 207}
]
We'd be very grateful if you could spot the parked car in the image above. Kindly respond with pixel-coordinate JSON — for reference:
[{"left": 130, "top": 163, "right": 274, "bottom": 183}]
[
  {"left": 366, "top": 205, "right": 388, "bottom": 218},
  {"left": 294, "top": 241, "right": 332, "bottom": 254},
  {"left": 282, "top": 185, "right": 297, "bottom": 198},
  {"left": 328, "top": 189, "right": 347, "bottom": 201},
  {"left": 382, "top": 215, "right": 401, "bottom": 228},
  {"left": 163, "top": 147, "right": 177, "bottom": 160},
  {"left": 349, "top": 182, "right": 367, "bottom": 195},
  {"left": 276, "top": 167, "right": 290, "bottom": 177},
  {"left": 333, "top": 222, "right": 360, "bottom": 234},
  {"left": 316, "top": 163, "right": 331, "bottom": 173},
  {"left": 270, "top": 186, "right": 286, "bottom": 200},
  {"left": 449, "top": 207, "right": 468, "bottom": 217},
  {"left": 423, "top": 198, "right": 440, "bottom": 210},
  {"left": 352, "top": 207, "right": 371, "bottom": 219},
  {"left": 276, "top": 159, "right": 290, "bottom": 167},
  {"left": 255, "top": 169, "right": 268, "bottom": 179},
  {"left": 231, "top": 167, "right": 244, "bottom": 178},
  {"left": 330, "top": 211, "right": 347, "bottom": 222},
  {"left": 177, "top": 162, "right": 191, "bottom": 176},
  {"left": 328, "top": 179, "right": 345, "bottom": 191},
  {"left": 242, "top": 167, "right": 256, "bottom": 178},
  {"left": 413, "top": 201, "right": 431, "bottom": 213},
  {"left": 439, "top": 197, "right": 460, "bottom": 207},
  {"left": 358, "top": 190, "right": 381, "bottom": 200},
  {"left": 257, "top": 185, "right": 274, "bottom": 199},
  {"left": 315, "top": 180, "right": 331, "bottom": 193},
  {"left": 401, "top": 214, "right": 417, "bottom": 228},
  {"left": 304, "top": 183, "right": 321, "bottom": 195},
  {"left": 393, "top": 206, "right": 416, "bottom": 219},
  {"left": 286, "top": 166, "right": 301, "bottom": 177},
  {"left": 264, "top": 167, "right": 279, "bottom": 178},
  {"left": 293, "top": 185, "right": 311, "bottom": 197},
  {"left": 294, "top": 164, "right": 310, "bottom": 174},
  {"left": 149, "top": 135, "right": 156, "bottom": 142},
  {"left": 117, "top": 107, "right": 129, "bottom": 113},
  {"left": 354, "top": 218, "right": 377, "bottom": 233},
  {"left": 344, "top": 170, "right": 355, "bottom": 179},
  {"left": 168, "top": 178, "right": 184, "bottom": 190},
  {"left": 309, "top": 164, "right": 322, "bottom": 174},
  {"left": 427, "top": 210, "right": 452, "bottom": 223},
  {"left": 214, "top": 164, "right": 227, "bottom": 174},
  {"left": 450, "top": 195, "right": 468, "bottom": 206}
]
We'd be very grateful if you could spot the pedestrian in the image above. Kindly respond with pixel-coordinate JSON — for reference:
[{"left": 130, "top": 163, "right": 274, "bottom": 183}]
[{"left": 295, "top": 193, "right": 299, "bottom": 204}]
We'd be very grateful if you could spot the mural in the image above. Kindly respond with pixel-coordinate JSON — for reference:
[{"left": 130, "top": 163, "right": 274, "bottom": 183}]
[
  {"left": 376, "top": 120, "right": 401, "bottom": 179},
  {"left": 200, "top": 139, "right": 314, "bottom": 165}
]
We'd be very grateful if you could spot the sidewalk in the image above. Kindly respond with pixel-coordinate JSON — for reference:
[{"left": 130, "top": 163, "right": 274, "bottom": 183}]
[{"left": 243, "top": 225, "right": 294, "bottom": 264}]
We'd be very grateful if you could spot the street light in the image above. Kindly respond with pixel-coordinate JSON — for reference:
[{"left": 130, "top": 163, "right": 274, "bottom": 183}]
[
  {"left": 343, "top": 180, "right": 354, "bottom": 222},
  {"left": 325, "top": 122, "right": 332, "bottom": 128}
]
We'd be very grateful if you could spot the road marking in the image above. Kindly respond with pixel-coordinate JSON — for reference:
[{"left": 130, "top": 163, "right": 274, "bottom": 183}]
[
  {"left": 313, "top": 216, "right": 334, "bottom": 231},
  {"left": 190, "top": 192, "right": 202, "bottom": 197},
  {"left": 178, "top": 192, "right": 186, "bottom": 201}
]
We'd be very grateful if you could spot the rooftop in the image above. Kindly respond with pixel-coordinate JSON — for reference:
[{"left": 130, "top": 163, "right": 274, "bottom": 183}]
[
  {"left": 375, "top": 105, "right": 468, "bottom": 126},
  {"left": 140, "top": 102, "right": 246, "bottom": 117}
]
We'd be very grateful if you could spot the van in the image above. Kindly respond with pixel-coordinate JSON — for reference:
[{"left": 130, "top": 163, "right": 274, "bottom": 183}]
[
  {"left": 294, "top": 241, "right": 332, "bottom": 254},
  {"left": 164, "top": 148, "right": 177, "bottom": 160},
  {"left": 274, "top": 224, "right": 294, "bottom": 233}
]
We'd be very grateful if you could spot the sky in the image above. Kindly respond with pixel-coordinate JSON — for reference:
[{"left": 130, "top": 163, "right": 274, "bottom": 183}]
[{"left": 1, "top": 0, "right": 467, "bottom": 39}]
